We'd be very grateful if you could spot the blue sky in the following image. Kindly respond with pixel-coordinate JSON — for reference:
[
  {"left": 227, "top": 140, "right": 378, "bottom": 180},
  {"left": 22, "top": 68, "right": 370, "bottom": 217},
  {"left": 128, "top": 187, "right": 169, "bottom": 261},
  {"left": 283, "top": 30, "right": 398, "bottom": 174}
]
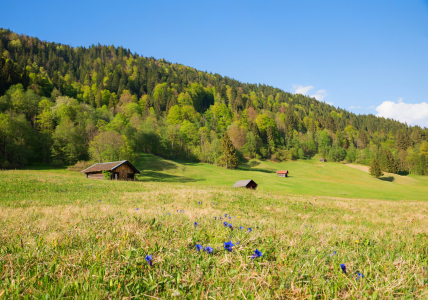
[{"left": 2, "top": 0, "right": 428, "bottom": 127}]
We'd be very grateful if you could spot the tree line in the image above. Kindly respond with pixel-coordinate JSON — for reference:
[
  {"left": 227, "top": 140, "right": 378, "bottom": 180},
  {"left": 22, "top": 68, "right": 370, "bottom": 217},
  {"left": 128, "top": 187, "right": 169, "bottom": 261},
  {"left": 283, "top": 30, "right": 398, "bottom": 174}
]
[{"left": 0, "top": 28, "right": 427, "bottom": 175}]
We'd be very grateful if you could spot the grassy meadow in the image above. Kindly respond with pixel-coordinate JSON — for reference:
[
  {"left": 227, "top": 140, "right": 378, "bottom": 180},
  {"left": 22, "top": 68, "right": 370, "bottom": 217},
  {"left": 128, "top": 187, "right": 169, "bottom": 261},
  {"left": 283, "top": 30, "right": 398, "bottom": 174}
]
[{"left": 1, "top": 157, "right": 428, "bottom": 299}]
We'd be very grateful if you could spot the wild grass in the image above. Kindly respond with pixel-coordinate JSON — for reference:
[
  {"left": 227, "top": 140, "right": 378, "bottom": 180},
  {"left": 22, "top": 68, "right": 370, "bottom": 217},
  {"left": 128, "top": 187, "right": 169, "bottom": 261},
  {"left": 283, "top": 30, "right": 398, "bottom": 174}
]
[{"left": 1, "top": 169, "right": 428, "bottom": 299}]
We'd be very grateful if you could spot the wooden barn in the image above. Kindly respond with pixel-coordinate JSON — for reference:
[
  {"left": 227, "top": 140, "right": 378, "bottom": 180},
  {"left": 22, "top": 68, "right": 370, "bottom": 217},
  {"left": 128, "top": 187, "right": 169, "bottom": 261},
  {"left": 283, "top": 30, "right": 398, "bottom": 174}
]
[
  {"left": 232, "top": 179, "right": 258, "bottom": 189},
  {"left": 276, "top": 170, "right": 288, "bottom": 177},
  {"left": 320, "top": 158, "right": 327, "bottom": 162},
  {"left": 81, "top": 160, "right": 140, "bottom": 180}
]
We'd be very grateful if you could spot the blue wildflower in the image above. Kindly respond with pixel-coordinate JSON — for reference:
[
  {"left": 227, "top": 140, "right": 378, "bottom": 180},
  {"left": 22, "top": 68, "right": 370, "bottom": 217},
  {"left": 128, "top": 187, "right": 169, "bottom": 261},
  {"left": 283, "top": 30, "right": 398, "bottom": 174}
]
[
  {"left": 145, "top": 255, "right": 153, "bottom": 266},
  {"left": 239, "top": 226, "right": 244, "bottom": 230},
  {"left": 223, "top": 222, "right": 228, "bottom": 227},
  {"left": 247, "top": 228, "right": 253, "bottom": 232},
  {"left": 228, "top": 223, "right": 233, "bottom": 229},
  {"left": 229, "top": 216, "right": 232, "bottom": 219},
  {"left": 195, "top": 244, "right": 203, "bottom": 252},
  {"left": 167, "top": 213, "right": 171, "bottom": 215},
  {"left": 225, "top": 214, "right": 227, "bottom": 217},
  {"left": 340, "top": 264, "right": 347, "bottom": 274},
  {"left": 214, "top": 217, "right": 217, "bottom": 220},
  {"left": 236, "top": 241, "right": 240, "bottom": 245},
  {"left": 136, "top": 208, "right": 139, "bottom": 210},
  {"left": 224, "top": 241, "right": 234, "bottom": 252},
  {"left": 98, "top": 200, "right": 101, "bottom": 202},
  {"left": 194, "top": 222, "right": 199, "bottom": 227},
  {"left": 205, "top": 246, "right": 213, "bottom": 254},
  {"left": 356, "top": 272, "right": 364, "bottom": 280},
  {"left": 252, "top": 249, "right": 262, "bottom": 259}
]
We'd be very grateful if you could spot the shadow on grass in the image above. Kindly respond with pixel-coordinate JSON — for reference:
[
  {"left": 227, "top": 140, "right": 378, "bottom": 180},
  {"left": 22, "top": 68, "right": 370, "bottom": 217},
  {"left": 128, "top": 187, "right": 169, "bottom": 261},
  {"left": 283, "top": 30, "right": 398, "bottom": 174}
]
[
  {"left": 137, "top": 171, "right": 204, "bottom": 183},
  {"left": 379, "top": 176, "right": 395, "bottom": 182}
]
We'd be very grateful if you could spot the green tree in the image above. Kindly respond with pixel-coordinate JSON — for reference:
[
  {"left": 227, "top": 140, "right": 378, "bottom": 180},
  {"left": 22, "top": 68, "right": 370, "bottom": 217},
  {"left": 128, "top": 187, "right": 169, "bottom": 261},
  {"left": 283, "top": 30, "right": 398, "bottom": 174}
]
[
  {"left": 221, "top": 132, "right": 238, "bottom": 169},
  {"left": 369, "top": 158, "right": 383, "bottom": 178}
]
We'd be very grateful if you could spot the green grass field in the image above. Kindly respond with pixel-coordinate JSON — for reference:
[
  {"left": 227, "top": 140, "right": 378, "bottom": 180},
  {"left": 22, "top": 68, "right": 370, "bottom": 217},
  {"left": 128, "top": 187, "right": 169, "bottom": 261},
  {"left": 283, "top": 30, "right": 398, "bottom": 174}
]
[
  {"left": 1, "top": 156, "right": 428, "bottom": 299},
  {"left": 136, "top": 153, "right": 428, "bottom": 201}
]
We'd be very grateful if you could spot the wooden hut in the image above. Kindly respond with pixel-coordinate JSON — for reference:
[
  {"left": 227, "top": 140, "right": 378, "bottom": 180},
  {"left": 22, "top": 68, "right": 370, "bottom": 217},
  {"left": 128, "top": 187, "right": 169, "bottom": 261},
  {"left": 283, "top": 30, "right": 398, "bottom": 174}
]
[
  {"left": 320, "top": 158, "right": 327, "bottom": 162},
  {"left": 276, "top": 170, "right": 288, "bottom": 177},
  {"left": 232, "top": 179, "right": 258, "bottom": 189},
  {"left": 81, "top": 160, "right": 140, "bottom": 180}
]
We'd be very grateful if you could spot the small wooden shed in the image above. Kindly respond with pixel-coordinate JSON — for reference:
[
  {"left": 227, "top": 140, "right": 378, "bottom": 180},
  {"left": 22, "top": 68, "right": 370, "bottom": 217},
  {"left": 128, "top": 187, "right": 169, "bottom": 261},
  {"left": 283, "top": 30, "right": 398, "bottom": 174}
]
[
  {"left": 277, "top": 170, "right": 288, "bottom": 177},
  {"left": 81, "top": 160, "right": 140, "bottom": 180},
  {"left": 320, "top": 158, "right": 327, "bottom": 162},
  {"left": 233, "top": 179, "right": 258, "bottom": 189}
]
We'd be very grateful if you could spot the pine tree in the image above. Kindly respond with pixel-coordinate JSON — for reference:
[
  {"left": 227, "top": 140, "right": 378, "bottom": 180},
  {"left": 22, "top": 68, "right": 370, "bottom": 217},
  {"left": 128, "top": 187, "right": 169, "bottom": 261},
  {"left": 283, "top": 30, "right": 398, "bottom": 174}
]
[
  {"left": 359, "top": 130, "right": 368, "bottom": 148},
  {"left": 369, "top": 158, "right": 383, "bottom": 178},
  {"left": 326, "top": 116, "right": 337, "bottom": 133},
  {"left": 221, "top": 132, "right": 238, "bottom": 169}
]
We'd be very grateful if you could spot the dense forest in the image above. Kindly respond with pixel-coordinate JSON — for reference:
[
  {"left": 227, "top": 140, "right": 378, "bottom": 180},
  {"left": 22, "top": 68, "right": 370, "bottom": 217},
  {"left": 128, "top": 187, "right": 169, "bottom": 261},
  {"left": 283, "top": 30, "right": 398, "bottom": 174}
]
[{"left": 1, "top": 28, "right": 427, "bottom": 175}]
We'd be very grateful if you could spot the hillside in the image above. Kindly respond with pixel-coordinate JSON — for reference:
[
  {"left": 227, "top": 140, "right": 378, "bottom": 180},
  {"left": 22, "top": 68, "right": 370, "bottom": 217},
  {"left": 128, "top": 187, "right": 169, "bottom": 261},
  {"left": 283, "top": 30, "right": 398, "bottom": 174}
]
[{"left": 0, "top": 28, "right": 427, "bottom": 176}]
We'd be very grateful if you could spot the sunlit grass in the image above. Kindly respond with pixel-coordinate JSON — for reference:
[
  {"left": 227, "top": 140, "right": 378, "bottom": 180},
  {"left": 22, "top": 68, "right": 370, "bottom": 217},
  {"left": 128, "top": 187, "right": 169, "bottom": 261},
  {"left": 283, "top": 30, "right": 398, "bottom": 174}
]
[{"left": 1, "top": 169, "right": 428, "bottom": 299}]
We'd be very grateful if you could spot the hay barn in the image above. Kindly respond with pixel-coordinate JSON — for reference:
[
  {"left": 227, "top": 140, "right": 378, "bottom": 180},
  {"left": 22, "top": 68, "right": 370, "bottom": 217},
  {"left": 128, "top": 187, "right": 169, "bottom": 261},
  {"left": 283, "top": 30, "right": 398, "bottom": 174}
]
[
  {"left": 276, "top": 170, "right": 288, "bottom": 177},
  {"left": 81, "top": 160, "right": 140, "bottom": 180},
  {"left": 232, "top": 179, "right": 258, "bottom": 189}
]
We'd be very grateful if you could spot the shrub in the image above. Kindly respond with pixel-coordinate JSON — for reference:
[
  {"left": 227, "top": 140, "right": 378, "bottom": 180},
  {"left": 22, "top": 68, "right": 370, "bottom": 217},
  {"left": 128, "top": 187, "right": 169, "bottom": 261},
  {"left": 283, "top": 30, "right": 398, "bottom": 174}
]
[
  {"left": 67, "top": 160, "right": 96, "bottom": 172},
  {"left": 51, "top": 160, "right": 64, "bottom": 168}
]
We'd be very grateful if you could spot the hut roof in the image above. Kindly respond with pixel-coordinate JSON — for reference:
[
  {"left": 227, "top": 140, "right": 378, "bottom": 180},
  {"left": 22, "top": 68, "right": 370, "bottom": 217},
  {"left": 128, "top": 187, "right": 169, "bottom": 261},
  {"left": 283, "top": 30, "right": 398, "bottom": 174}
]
[
  {"left": 233, "top": 179, "right": 257, "bottom": 187},
  {"left": 276, "top": 170, "right": 288, "bottom": 174},
  {"left": 81, "top": 160, "right": 141, "bottom": 174}
]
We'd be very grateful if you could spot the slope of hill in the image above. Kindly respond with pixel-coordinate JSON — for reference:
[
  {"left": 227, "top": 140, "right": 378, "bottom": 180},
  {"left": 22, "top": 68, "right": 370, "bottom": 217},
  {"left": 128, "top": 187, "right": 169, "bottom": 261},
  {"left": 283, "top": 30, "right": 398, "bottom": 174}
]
[{"left": 0, "top": 28, "right": 427, "bottom": 177}]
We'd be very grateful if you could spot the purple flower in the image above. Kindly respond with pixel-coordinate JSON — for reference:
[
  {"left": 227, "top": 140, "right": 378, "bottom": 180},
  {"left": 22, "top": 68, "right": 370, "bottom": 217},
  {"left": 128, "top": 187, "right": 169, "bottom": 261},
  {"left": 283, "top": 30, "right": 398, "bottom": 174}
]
[
  {"left": 223, "top": 222, "right": 228, "bottom": 227},
  {"left": 340, "top": 264, "right": 346, "bottom": 274},
  {"left": 356, "top": 272, "right": 364, "bottom": 280},
  {"left": 145, "top": 255, "right": 153, "bottom": 266},
  {"left": 228, "top": 223, "right": 233, "bottom": 229},
  {"left": 195, "top": 244, "right": 203, "bottom": 252},
  {"left": 239, "top": 226, "right": 244, "bottom": 230},
  {"left": 224, "top": 241, "right": 234, "bottom": 252},
  {"left": 98, "top": 200, "right": 101, "bottom": 202},
  {"left": 214, "top": 217, "right": 217, "bottom": 220},
  {"left": 136, "top": 208, "right": 139, "bottom": 210},
  {"left": 205, "top": 246, "right": 213, "bottom": 254},
  {"left": 228, "top": 217, "right": 232, "bottom": 219},
  {"left": 247, "top": 228, "right": 253, "bottom": 232},
  {"left": 194, "top": 222, "right": 199, "bottom": 227},
  {"left": 236, "top": 241, "right": 240, "bottom": 245},
  {"left": 225, "top": 214, "right": 227, "bottom": 217},
  {"left": 251, "top": 249, "right": 262, "bottom": 259}
]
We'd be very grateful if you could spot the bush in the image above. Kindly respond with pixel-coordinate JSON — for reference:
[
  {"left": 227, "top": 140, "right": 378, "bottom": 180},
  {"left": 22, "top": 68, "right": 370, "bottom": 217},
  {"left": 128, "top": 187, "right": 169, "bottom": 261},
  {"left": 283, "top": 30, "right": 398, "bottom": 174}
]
[
  {"left": 51, "top": 159, "right": 64, "bottom": 168},
  {"left": 67, "top": 160, "right": 96, "bottom": 172},
  {"left": 102, "top": 170, "right": 111, "bottom": 180}
]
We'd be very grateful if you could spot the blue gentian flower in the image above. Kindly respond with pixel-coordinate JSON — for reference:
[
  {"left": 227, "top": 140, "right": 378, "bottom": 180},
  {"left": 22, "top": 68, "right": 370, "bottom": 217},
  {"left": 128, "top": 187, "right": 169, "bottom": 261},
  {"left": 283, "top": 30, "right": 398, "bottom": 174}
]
[
  {"left": 236, "top": 241, "right": 240, "bottom": 245},
  {"left": 145, "top": 255, "right": 153, "bottom": 266},
  {"left": 247, "top": 228, "right": 253, "bottom": 232},
  {"left": 356, "top": 272, "right": 364, "bottom": 280},
  {"left": 136, "top": 208, "right": 139, "bottom": 210},
  {"left": 214, "top": 217, "right": 217, "bottom": 220},
  {"left": 228, "top": 223, "right": 233, "bottom": 229},
  {"left": 224, "top": 241, "right": 234, "bottom": 252},
  {"left": 239, "top": 226, "right": 244, "bottom": 230},
  {"left": 98, "top": 200, "right": 101, "bottom": 202},
  {"left": 195, "top": 244, "right": 203, "bottom": 252},
  {"left": 223, "top": 222, "right": 228, "bottom": 227},
  {"left": 251, "top": 249, "right": 262, "bottom": 259},
  {"left": 340, "top": 264, "right": 346, "bottom": 274},
  {"left": 205, "top": 246, "right": 213, "bottom": 254},
  {"left": 225, "top": 214, "right": 227, "bottom": 217},
  {"left": 167, "top": 213, "right": 170, "bottom": 215},
  {"left": 194, "top": 222, "right": 199, "bottom": 227},
  {"left": 229, "top": 216, "right": 231, "bottom": 219}
]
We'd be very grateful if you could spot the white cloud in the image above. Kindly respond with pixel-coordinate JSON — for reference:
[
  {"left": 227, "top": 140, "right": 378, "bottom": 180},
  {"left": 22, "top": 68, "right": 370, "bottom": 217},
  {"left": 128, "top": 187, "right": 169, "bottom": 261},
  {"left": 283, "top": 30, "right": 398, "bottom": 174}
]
[
  {"left": 292, "top": 84, "right": 314, "bottom": 95},
  {"left": 310, "top": 89, "right": 328, "bottom": 101},
  {"left": 349, "top": 105, "right": 363, "bottom": 109},
  {"left": 292, "top": 85, "right": 329, "bottom": 102},
  {"left": 376, "top": 98, "right": 428, "bottom": 128}
]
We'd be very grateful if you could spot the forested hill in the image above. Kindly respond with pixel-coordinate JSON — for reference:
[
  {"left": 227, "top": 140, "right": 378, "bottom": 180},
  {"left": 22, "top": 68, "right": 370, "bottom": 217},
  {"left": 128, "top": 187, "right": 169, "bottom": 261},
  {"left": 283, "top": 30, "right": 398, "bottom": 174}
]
[{"left": 1, "top": 28, "right": 427, "bottom": 175}]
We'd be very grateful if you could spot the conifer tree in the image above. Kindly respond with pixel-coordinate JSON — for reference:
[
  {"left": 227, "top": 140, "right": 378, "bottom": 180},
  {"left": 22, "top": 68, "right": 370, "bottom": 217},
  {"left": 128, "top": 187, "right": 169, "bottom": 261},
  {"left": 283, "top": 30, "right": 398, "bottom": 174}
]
[
  {"left": 221, "top": 132, "right": 238, "bottom": 169},
  {"left": 369, "top": 158, "right": 383, "bottom": 178}
]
